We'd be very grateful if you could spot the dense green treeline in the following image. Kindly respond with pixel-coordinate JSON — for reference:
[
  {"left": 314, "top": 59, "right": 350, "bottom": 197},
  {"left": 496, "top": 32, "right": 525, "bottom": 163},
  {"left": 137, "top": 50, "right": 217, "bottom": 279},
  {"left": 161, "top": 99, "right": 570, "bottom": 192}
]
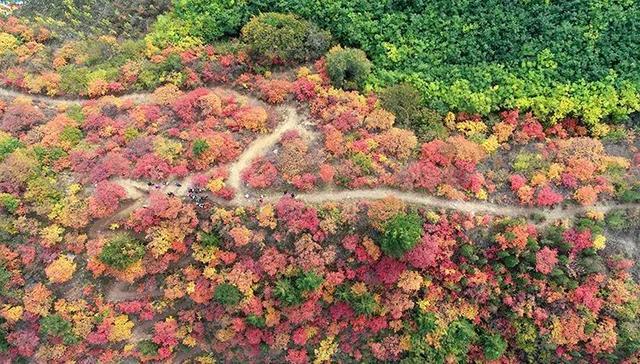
[
  {"left": 161, "top": 0, "right": 640, "bottom": 124},
  {"left": 12, "top": 0, "right": 640, "bottom": 125}
]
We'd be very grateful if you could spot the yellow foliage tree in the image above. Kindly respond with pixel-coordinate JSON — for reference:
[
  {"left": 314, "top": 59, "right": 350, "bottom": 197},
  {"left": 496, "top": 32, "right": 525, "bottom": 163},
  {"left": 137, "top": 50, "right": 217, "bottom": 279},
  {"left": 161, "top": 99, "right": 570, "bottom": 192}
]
[
  {"left": 45, "top": 255, "right": 77, "bottom": 283},
  {"left": 23, "top": 283, "right": 52, "bottom": 317},
  {"left": 109, "top": 315, "right": 134, "bottom": 342}
]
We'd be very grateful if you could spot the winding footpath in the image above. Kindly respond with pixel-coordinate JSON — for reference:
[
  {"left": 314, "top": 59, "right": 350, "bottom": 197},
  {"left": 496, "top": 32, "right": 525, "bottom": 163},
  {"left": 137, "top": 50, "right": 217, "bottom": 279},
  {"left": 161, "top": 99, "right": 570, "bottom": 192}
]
[
  {"left": 2, "top": 86, "right": 639, "bottom": 224},
  {"left": 110, "top": 101, "right": 638, "bottom": 225},
  {"left": 0, "top": 86, "right": 149, "bottom": 106}
]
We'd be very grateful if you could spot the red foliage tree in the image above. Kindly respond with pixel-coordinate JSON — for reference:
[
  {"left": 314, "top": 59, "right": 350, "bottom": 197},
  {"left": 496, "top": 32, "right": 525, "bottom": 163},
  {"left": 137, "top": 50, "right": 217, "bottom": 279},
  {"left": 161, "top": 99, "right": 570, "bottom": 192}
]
[
  {"left": 171, "top": 88, "right": 211, "bottom": 124},
  {"left": 573, "top": 185, "right": 599, "bottom": 206},
  {"left": 536, "top": 185, "right": 563, "bottom": 207},
  {"left": 88, "top": 180, "right": 127, "bottom": 218},
  {"left": 132, "top": 153, "right": 173, "bottom": 180},
  {"left": 401, "top": 161, "right": 442, "bottom": 192},
  {"left": 375, "top": 256, "right": 406, "bottom": 285},
  {"left": 509, "top": 174, "right": 528, "bottom": 191},
  {"left": 290, "top": 173, "right": 317, "bottom": 191},
  {"left": 535, "top": 246, "right": 558, "bottom": 274},
  {"left": 292, "top": 78, "right": 316, "bottom": 101},
  {"left": 406, "top": 235, "right": 441, "bottom": 270},
  {"left": 0, "top": 102, "right": 45, "bottom": 134},
  {"left": 258, "top": 79, "right": 292, "bottom": 104},
  {"left": 323, "top": 125, "right": 345, "bottom": 156},
  {"left": 275, "top": 197, "right": 319, "bottom": 234},
  {"left": 420, "top": 140, "right": 451, "bottom": 166},
  {"left": 242, "top": 157, "right": 278, "bottom": 189},
  {"left": 318, "top": 164, "right": 335, "bottom": 184}
]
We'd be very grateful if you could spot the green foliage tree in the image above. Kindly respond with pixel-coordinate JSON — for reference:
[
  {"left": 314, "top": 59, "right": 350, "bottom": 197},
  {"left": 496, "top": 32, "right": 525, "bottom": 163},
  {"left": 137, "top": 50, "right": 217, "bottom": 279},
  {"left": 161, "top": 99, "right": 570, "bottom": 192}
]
[
  {"left": 0, "top": 265, "right": 10, "bottom": 295},
  {"left": 380, "top": 212, "right": 422, "bottom": 257},
  {"left": 137, "top": 340, "right": 159, "bottom": 356},
  {"left": 440, "top": 319, "right": 478, "bottom": 361},
  {"left": 0, "top": 327, "right": 7, "bottom": 353},
  {"left": 246, "top": 314, "right": 266, "bottom": 328},
  {"left": 605, "top": 210, "right": 629, "bottom": 231},
  {"left": 378, "top": 83, "right": 447, "bottom": 141},
  {"left": 99, "top": 233, "right": 145, "bottom": 270},
  {"left": 198, "top": 231, "right": 220, "bottom": 248},
  {"left": 335, "top": 284, "right": 378, "bottom": 317},
  {"left": 59, "top": 126, "right": 84, "bottom": 147},
  {"left": 18, "top": 0, "right": 171, "bottom": 36},
  {"left": 614, "top": 320, "right": 640, "bottom": 359},
  {"left": 192, "top": 139, "right": 210, "bottom": 157},
  {"left": 241, "top": 12, "right": 331, "bottom": 64},
  {"left": 274, "top": 271, "right": 324, "bottom": 306},
  {"left": 481, "top": 332, "right": 507, "bottom": 360},
  {"left": 414, "top": 310, "right": 437, "bottom": 336},
  {"left": 0, "top": 194, "right": 19, "bottom": 214},
  {"left": 145, "top": 13, "right": 203, "bottom": 49},
  {"left": 39, "top": 314, "right": 79, "bottom": 345},
  {"left": 172, "top": 0, "right": 249, "bottom": 42},
  {"left": 379, "top": 83, "right": 423, "bottom": 128},
  {"left": 0, "top": 134, "right": 22, "bottom": 161},
  {"left": 325, "top": 46, "right": 371, "bottom": 91},
  {"left": 214, "top": 283, "right": 243, "bottom": 306}
]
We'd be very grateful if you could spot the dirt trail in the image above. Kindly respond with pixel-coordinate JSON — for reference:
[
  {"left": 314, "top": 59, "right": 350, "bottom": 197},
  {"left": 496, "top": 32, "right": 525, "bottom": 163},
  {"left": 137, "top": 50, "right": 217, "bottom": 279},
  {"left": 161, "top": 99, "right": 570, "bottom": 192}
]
[
  {"left": 106, "top": 103, "right": 640, "bottom": 225},
  {"left": 227, "top": 106, "right": 315, "bottom": 203},
  {"left": 289, "top": 189, "right": 639, "bottom": 223},
  {"left": 112, "top": 105, "right": 315, "bottom": 201},
  {"left": 7, "top": 85, "right": 634, "bottom": 231},
  {"left": 106, "top": 281, "right": 162, "bottom": 303},
  {"left": 0, "top": 87, "right": 149, "bottom": 105}
]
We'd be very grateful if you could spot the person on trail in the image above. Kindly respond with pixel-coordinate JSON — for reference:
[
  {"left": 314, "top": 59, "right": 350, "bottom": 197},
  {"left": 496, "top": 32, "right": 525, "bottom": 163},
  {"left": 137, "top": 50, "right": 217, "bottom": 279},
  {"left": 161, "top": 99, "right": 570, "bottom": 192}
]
[
  {"left": 290, "top": 192, "right": 295, "bottom": 198},
  {"left": 284, "top": 190, "right": 288, "bottom": 195}
]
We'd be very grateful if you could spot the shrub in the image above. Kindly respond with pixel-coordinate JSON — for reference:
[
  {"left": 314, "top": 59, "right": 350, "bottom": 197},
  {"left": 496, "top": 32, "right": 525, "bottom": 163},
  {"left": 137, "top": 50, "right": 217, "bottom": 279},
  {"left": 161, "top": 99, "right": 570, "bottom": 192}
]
[
  {"left": 214, "top": 283, "right": 243, "bottom": 306},
  {"left": 145, "top": 13, "right": 203, "bottom": 50},
  {"left": 172, "top": 0, "right": 250, "bottom": 42},
  {"left": 99, "top": 233, "right": 145, "bottom": 270},
  {"left": 0, "top": 132, "right": 22, "bottom": 160},
  {"left": 198, "top": 231, "right": 220, "bottom": 248},
  {"left": 241, "top": 12, "right": 331, "bottom": 64},
  {"left": 137, "top": 340, "right": 159, "bottom": 356},
  {"left": 274, "top": 271, "right": 324, "bottom": 306},
  {"left": 380, "top": 212, "right": 422, "bottom": 257},
  {"left": 605, "top": 210, "right": 629, "bottom": 231},
  {"left": 0, "top": 193, "right": 19, "bottom": 214},
  {"left": 191, "top": 139, "right": 210, "bottom": 157},
  {"left": 379, "top": 83, "right": 423, "bottom": 129},
  {"left": 39, "top": 314, "right": 78, "bottom": 345},
  {"left": 482, "top": 332, "right": 507, "bottom": 360},
  {"left": 325, "top": 46, "right": 371, "bottom": 91},
  {"left": 0, "top": 33, "right": 18, "bottom": 56}
]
